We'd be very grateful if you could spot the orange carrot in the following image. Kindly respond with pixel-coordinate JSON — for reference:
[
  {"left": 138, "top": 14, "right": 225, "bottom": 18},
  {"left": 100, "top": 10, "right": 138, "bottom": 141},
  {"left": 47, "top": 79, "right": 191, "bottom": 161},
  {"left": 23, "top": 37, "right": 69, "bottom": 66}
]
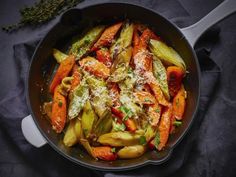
[
  {"left": 108, "top": 83, "right": 121, "bottom": 107},
  {"left": 51, "top": 86, "right": 67, "bottom": 133},
  {"left": 139, "top": 28, "right": 159, "bottom": 49},
  {"left": 79, "top": 56, "right": 110, "bottom": 79},
  {"left": 147, "top": 102, "right": 162, "bottom": 126},
  {"left": 133, "top": 28, "right": 158, "bottom": 72},
  {"left": 158, "top": 104, "right": 172, "bottom": 150},
  {"left": 167, "top": 66, "right": 185, "bottom": 97},
  {"left": 172, "top": 85, "right": 186, "bottom": 120},
  {"left": 92, "top": 146, "right": 117, "bottom": 161},
  {"left": 111, "top": 107, "right": 137, "bottom": 132},
  {"left": 96, "top": 48, "right": 112, "bottom": 67},
  {"left": 91, "top": 22, "right": 123, "bottom": 51},
  {"left": 70, "top": 64, "right": 81, "bottom": 92},
  {"left": 169, "top": 115, "right": 176, "bottom": 134},
  {"left": 133, "top": 91, "right": 156, "bottom": 105},
  {"left": 145, "top": 72, "right": 169, "bottom": 106},
  {"left": 49, "top": 55, "right": 75, "bottom": 93}
]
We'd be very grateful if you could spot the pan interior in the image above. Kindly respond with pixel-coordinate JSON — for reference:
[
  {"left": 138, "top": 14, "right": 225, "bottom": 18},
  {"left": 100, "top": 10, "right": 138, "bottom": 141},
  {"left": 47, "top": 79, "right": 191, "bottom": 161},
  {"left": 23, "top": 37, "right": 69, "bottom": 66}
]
[{"left": 28, "top": 3, "right": 200, "bottom": 170}]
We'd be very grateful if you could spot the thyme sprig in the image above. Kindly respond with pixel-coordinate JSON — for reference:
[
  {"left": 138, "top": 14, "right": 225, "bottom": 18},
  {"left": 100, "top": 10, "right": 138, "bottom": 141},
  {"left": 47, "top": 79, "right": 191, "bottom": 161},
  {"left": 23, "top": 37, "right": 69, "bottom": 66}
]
[{"left": 2, "top": 0, "right": 83, "bottom": 32}]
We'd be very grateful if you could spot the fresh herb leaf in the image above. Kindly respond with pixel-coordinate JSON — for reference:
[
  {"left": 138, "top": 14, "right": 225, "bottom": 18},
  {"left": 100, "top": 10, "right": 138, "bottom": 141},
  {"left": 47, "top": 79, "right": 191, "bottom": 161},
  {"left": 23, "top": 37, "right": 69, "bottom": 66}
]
[
  {"left": 58, "top": 100, "right": 63, "bottom": 107},
  {"left": 139, "top": 135, "right": 147, "bottom": 145},
  {"left": 144, "top": 98, "right": 150, "bottom": 102},
  {"left": 111, "top": 147, "right": 116, "bottom": 153},
  {"left": 176, "top": 98, "right": 179, "bottom": 107},
  {"left": 174, "top": 120, "right": 182, "bottom": 127},
  {"left": 113, "top": 122, "right": 126, "bottom": 131},
  {"left": 119, "top": 106, "right": 133, "bottom": 121},
  {"left": 153, "top": 132, "right": 160, "bottom": 148},
  {"left": 155, "top": 108, "right": 160, "bottom": 113},
  {"left": 2, "top": 0, "right": 84, "bottom": 32}
]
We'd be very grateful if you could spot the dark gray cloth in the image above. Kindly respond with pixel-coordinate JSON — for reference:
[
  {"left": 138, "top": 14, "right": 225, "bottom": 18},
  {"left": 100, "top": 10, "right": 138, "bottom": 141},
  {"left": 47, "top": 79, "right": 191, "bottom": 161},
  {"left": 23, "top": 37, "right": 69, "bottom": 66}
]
[{"left": 0, "top": 0, "right": 235, "bottom": 177}]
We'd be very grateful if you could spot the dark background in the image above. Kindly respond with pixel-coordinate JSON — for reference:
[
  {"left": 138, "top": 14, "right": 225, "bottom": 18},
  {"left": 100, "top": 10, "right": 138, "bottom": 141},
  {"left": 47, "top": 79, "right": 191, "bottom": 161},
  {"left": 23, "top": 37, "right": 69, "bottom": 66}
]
[{"left": 0, "top": 0, "right": 236, "bottom": 177}]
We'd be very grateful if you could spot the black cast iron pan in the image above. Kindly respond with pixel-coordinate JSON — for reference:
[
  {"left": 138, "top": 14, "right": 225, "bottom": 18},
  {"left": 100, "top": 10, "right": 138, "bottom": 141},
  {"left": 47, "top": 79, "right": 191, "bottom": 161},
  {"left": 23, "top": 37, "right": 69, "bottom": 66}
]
[{"left": 21, "top": 0, "right": 236, "bottom": 171}]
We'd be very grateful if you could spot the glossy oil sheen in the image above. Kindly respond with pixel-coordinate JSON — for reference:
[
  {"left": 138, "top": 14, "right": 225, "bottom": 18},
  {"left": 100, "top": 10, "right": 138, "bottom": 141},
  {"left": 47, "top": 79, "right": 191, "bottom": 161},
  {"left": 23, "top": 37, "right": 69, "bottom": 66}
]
[{"left": 27, "top": 3, "right": 200, "bottom": 171}]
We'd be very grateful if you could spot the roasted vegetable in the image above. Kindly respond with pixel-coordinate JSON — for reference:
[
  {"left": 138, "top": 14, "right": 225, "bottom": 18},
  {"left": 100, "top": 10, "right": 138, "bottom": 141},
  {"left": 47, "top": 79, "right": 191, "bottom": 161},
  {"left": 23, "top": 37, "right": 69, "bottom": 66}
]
[
  {"left": 85, "top": 74, "right": 112, "bottom": 118},
  {"left": 111, "top": 107, "right": 137, "bottom": 132},
  {"left": 109, "top": 46, "right": 132, "bottom": 82},
  {"left": 110, "top": 22, "right": 134, "bottom": 59},
  {"left": 144, "top": 125, "right": 157, "bottom": 142},
  {"left": 70, "top": 25, "right": 105, "bottom": 60},
  {"left": 117, "top": 145, "right": 145, "bottom": 159},
  {"left": 93, "top": 110, "right": 113, "bottom": 137},
  {"left": 91, "top": 22, "right": 123, "bottom": 51},
  {"left": 49, "top": 55, "right": 75, "bottom": 93},
  {"left": 79, "top": 56, "right": 110, "bottom": 79},
  {"left": 63, "top": 118, "right": 82, "bottom": 147},
  {"left": 92, "top": 146, "right": 117, "bottom": 161},
  {"left": 158, "top": 105, "right": 172, "bottom": 150},
  {"left": 96, "top": 48, "right": 112, "bottom": 67},
  {"left": 167, "top": 66, "right": 185, "bottom": 97},
  {"left": 51, "top": 85, "right": 67, "bottom": 133},
  {"left": 149, "top": 39, "right": 186, "bottom": 70},
  {"left": 172, "top": 85, "right": 186, "bottom": 120},
  {"left": 52, "top": 48, "right": 68, "bottom": 63},
  {"left": 98, "top": 131, "right": 143, "bottom": 147},
  {"left": 133, "top": 91, "right": 156, "bottom": 105},
  {"left": 80, "top": 139, "right": 97, "bottom": 159},
  {"left": 153, "top": 57, "right": 170, "bottom": 100},
  {"left": 145, "top": 72, "right": 169, "bottom": 106},
  {"left": 68, "top": 80, "right": 89, "bottom": 119},
  {"left": 108, "top": 83, "right": 121, "bottom": 107},
  {"left": 59, "top": 76, "right": 73, "bottom": 96},
  {"left": 81, "top": 100, "right": 97, "bottom": 138},
  {"left": 70, "top": 65, "right": 81, "bottom": 93},
  {"left": 147, "top": 102, "right": 162, "bottom": 126}
]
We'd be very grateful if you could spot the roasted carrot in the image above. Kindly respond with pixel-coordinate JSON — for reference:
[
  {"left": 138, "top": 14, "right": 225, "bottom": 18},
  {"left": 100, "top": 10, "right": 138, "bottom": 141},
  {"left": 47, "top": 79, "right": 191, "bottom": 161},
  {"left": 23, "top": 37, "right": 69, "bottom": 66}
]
[
  {"left": 91, "top": 22, "right": 123, "bottom": 51},
  {"left": 133, "top": 28, "right": 158, "bottom": 72},
  {"left": 167, "top": 66, "right": 185, "bottom": 97},
  {"left": 147, "top": 102, "right": 162, "bottom": 126},
  {"left": 49, "top": 55, "right": 75, "bottom": 93},
  {"left": 70, "top": 64, "right": 81, "bottom": 92},
  {"left": 157, "top": 105, "right": 172, "bottom": 150},
  {"left": 172, "top": 85, "right": 186, "bottom": 120},
  {"left": 108, "top": 83, "right": 121, "bottom": 107},
  {"left": 139, "top": 28, "right": 159, "bottom": 49},
  {"left": 111, "top": 107, "right": 137, "bottom": 132},
  {"left": 92, "top": 146, "right": 117, "bottom": 161},
  {"left": 51, "top": 86, "right": 67, "bottom": 133},
  {"left": 96, "top": 48, "right": 112, "bottom": 67},
  {"left": 145, "top": 72, "right": 169, "bottom": 106},
  {"left": 169, "top": 114, "right": 176, "bottom": 134},
  {"left": 133, "top": 91, "right": 156, "bottom": 105},
  {"left": 79, "top": 56, "right": 110, "bottom": 79}
]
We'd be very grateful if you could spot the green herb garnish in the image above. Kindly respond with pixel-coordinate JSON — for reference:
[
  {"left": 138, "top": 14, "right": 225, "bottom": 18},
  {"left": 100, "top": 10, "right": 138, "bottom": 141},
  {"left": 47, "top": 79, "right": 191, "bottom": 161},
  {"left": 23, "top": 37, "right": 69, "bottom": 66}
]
[
  {"left": 144, "top": 98, "right": 150, "bottom": 102},
  {"left": 139, "top": 136, "right": 147, "bottom": 145},
  {"left": 113, "top": 122, "right": 126, "bottom": 131},
  {"left": 153, "top": 132, "right": 160, "bottom": 148},
  {"left": 111, "top": 147, "right": 116, "bottom": 153},
  {"left": 2, "top": 0, "right": 84, "bottom": 32},
  {"left": 174, "top": 120, "right": 182, "bottom": 127},
  {"left": 58, "top": 100, "right": 63, "bottom": 107},
  {"left": 119, "top": 106, "right": 133, "bottom": 121},
  {"left": 155, "top": 108, "right": 160, "bottom": 113}
]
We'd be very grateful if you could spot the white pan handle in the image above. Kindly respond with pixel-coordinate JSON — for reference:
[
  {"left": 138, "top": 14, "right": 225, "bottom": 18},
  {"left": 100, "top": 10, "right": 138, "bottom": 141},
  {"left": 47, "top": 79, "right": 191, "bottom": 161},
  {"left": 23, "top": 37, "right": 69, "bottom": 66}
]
[
  {"left": 181, "top": 0, "right": 236, "bottom": 47},
  {"left": 21, "top": 115, "right": 47, "bottom": 147}
]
